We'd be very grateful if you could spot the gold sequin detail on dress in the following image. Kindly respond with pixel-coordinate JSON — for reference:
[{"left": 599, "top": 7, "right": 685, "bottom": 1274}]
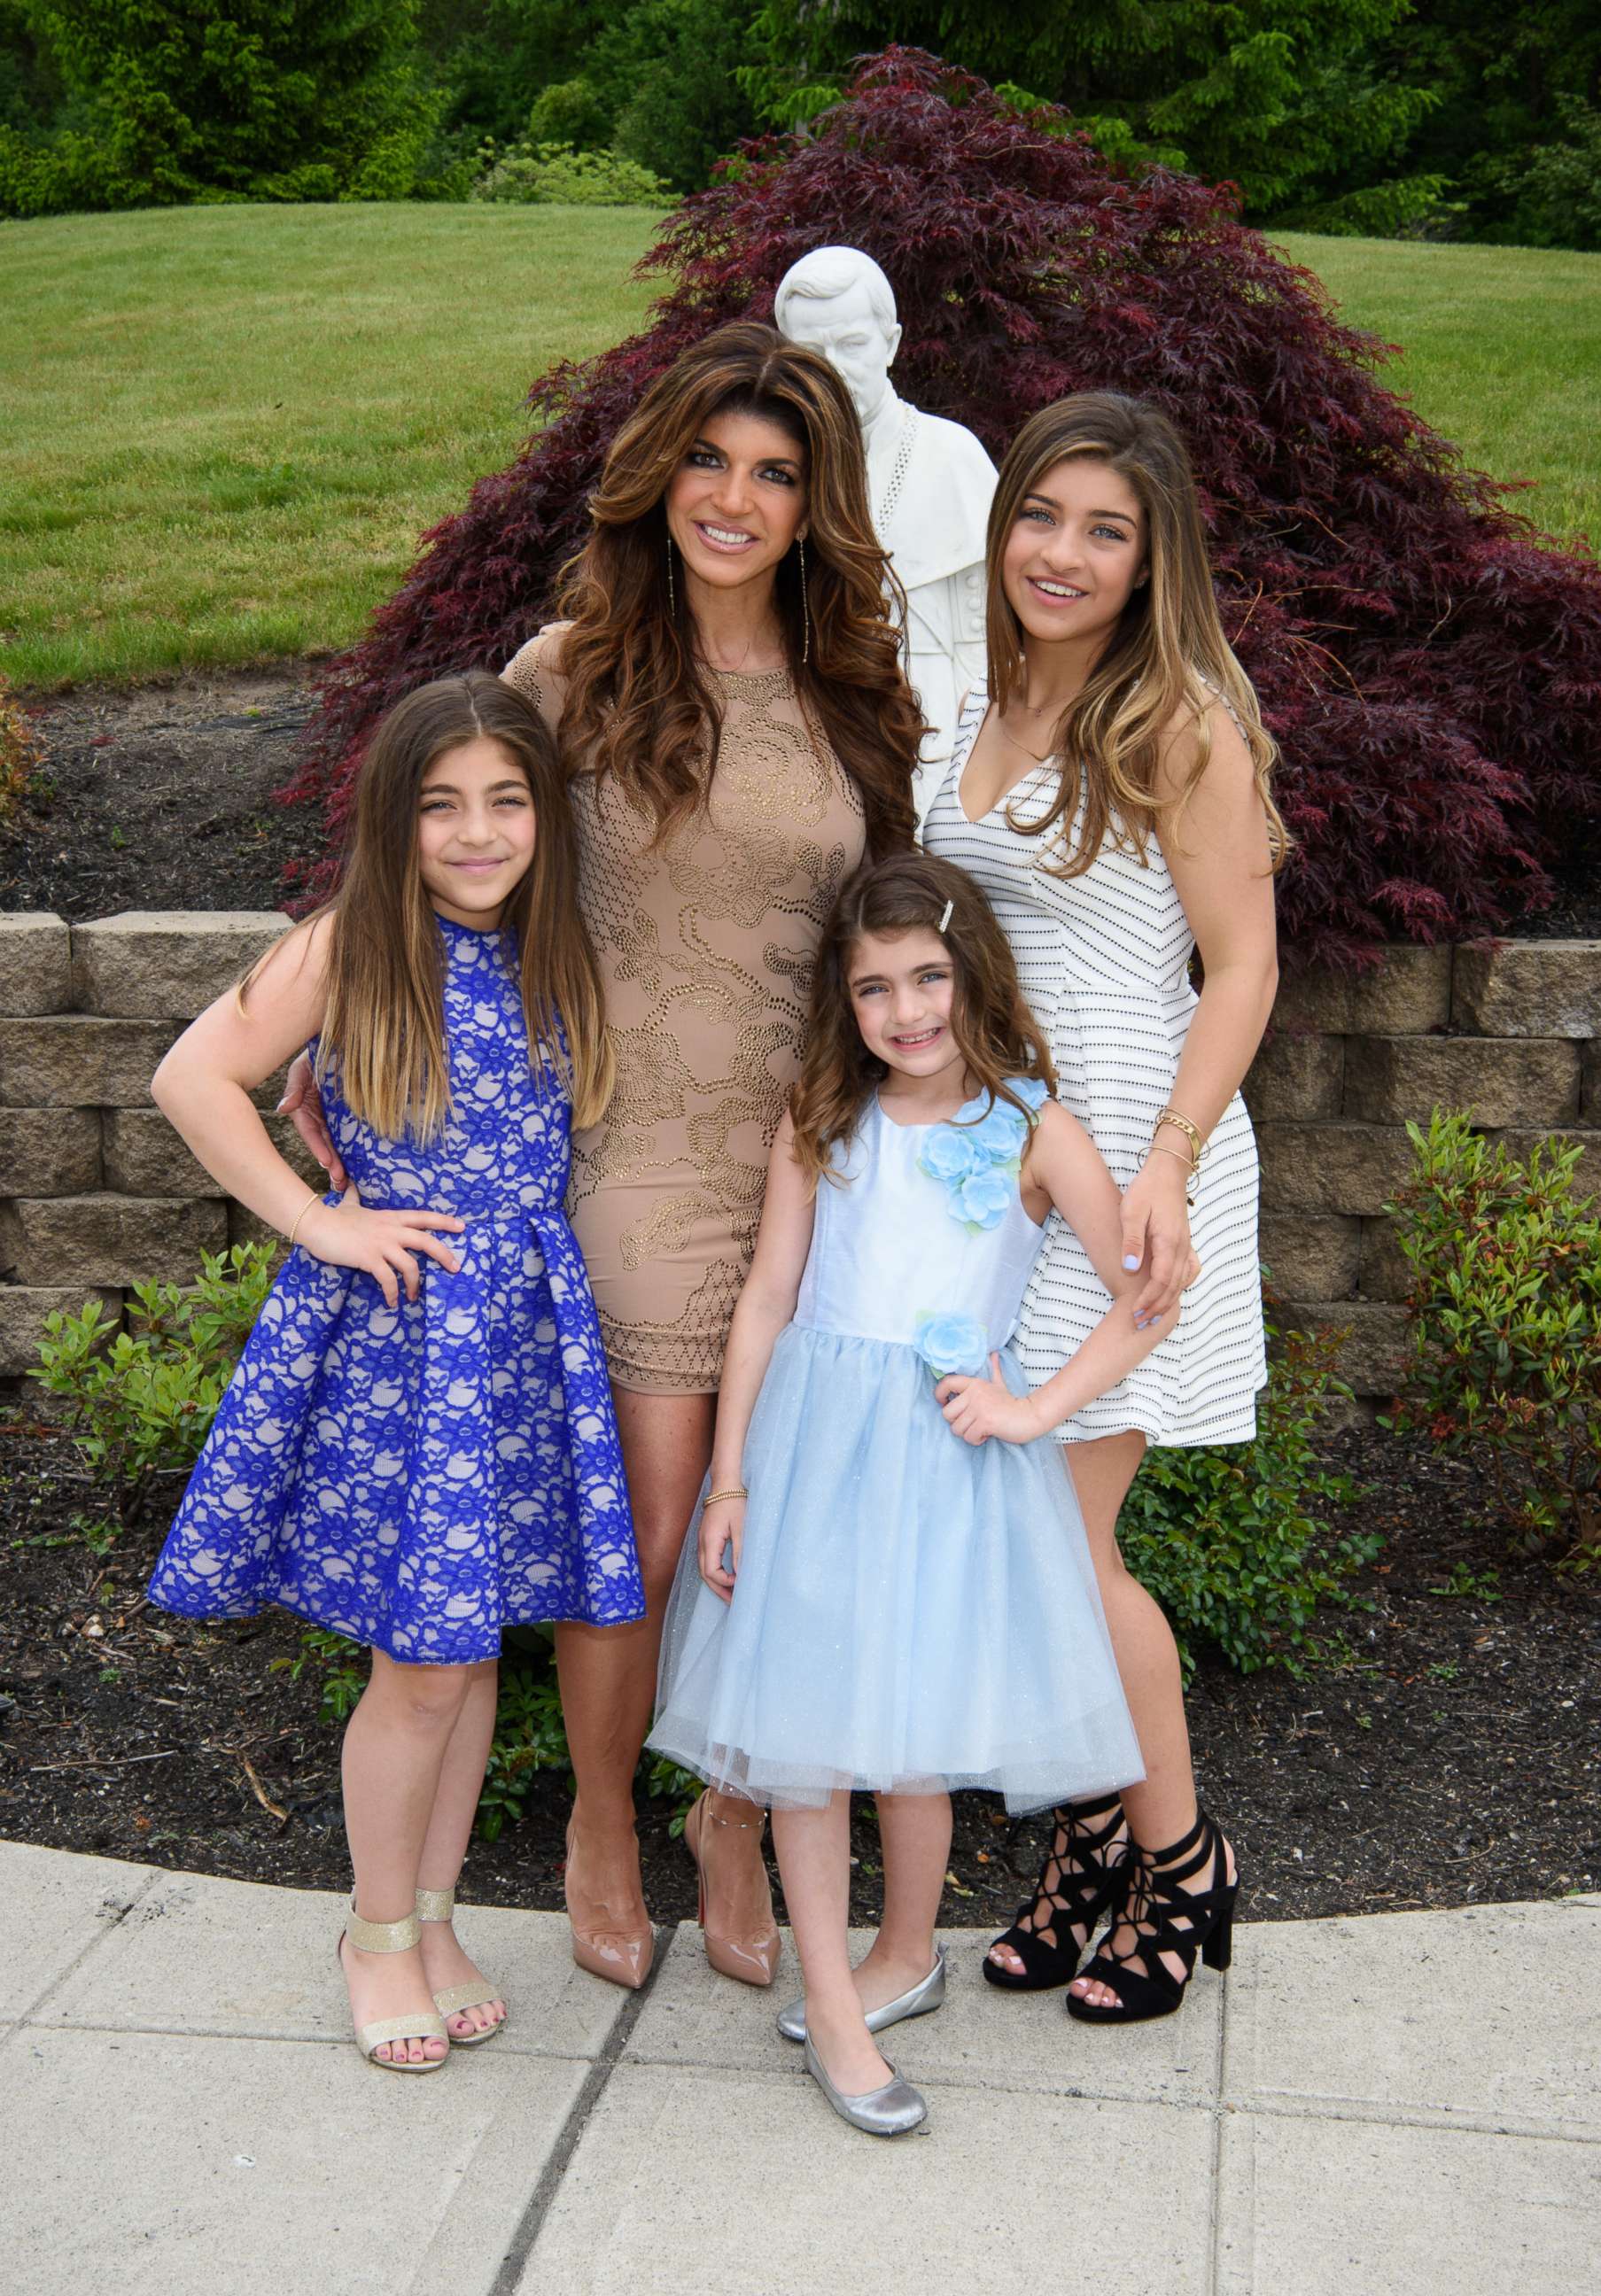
[{"left": 504, "top": 629, "right": 866, "bottom": 1392}]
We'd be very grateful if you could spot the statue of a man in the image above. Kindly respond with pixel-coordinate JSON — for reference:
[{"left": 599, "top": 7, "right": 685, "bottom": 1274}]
[{"left": 774, "top": 246, "right": 996, "bottom": 823}]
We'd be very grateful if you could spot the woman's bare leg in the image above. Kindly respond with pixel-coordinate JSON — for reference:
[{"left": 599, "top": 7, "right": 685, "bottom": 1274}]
[
  {"left": 555, "top": 1387, "right": 772, "bottom": 1936},
  {"left": 339, "top": 1651, "right": 476, "bottom": 2064},
  {"left": 415, "top": 1657, "right": 505, "bottom": 2038}
]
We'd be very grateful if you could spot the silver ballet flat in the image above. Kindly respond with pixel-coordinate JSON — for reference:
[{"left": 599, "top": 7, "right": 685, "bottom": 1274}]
[
  {"left": 777, "top": 1948, "right": 945, "bottom": 2044},
  {"left": 803, "top": 2032, "right": 928, "bottom": 2137}
]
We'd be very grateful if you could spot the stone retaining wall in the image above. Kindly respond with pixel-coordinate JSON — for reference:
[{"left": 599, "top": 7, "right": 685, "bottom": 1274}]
[
  {"left": 0, "top": 911, "right": 318, "bottom": 1377},
  {"left": 2, "top": 911, "right": 1597, "bottom": 1399},
  {"left": 1244, "top": 940, "right": 1600, "bottom": 1399}
]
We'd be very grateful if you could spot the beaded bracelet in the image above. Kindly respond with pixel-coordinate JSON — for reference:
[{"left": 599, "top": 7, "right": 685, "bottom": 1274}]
[
  {"left": 287, "top": 1194, "right": 321, "bottom": 1249},
  {"left": 704, "top": 1485, "right": 748, "bottom": 1508}
]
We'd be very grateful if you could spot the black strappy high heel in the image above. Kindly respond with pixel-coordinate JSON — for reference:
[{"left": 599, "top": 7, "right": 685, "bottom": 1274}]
[
  {"left": 1065, "top": 1808, "right": 1239, "bottom": 2024},
  {"left": 982, "top": 1793, "right": 1131, "bottom": 1992}
]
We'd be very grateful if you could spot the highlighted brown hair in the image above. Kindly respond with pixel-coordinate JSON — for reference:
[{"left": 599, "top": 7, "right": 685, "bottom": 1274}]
[
  {"left": 554, "top": 321, "right": 921, "bottom": 858},
  {"left": 257, "top": 674, "right": 611, "bottom": 1139},
  {"left": 789, "top": 851, "right": 1055, "bottom": 1191},
  {"left": 986, "top": 392, "right": 1286, "bottom": 875}
]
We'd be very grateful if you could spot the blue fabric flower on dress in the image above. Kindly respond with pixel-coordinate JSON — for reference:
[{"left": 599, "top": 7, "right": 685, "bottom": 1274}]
[
  {"left": 916, "top": 1077, "right": 1051, "bottom": 1234},
  {"left": 914, "top": 1312, "right": 991, "bottom": 1379}
]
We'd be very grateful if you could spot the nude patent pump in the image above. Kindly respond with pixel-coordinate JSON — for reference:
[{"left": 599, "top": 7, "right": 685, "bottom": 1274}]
[
  {"left": 684, "top": 1789, "right": 781, "bottom": 1987},
  {"left": 564, "top": 1819, "right": 654, "bottom": 1990}
]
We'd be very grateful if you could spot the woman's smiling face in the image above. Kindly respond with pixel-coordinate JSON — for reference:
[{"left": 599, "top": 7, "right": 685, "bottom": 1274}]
[
  {"left": 664, "top": 407, "right": 809, "bottom": 595},
  {"left": 1000, "top": 455, "right": 1146, "bottom": 650}
]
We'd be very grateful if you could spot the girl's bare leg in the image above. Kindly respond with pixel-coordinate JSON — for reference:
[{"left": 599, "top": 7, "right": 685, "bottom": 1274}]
[
  {"left": 773, "top": 1796, "right": 893, "bottom": 2096},
  {"left": 414, "top": 1656, "right": 505, "bottom": 2038},
  {"left": 556, "top": 1388, "right": 770, "bottom": 1935},
  {"left": 851, "top": 1791, "right": 951, "bottom": 2009},
  {"left": 339, "top": 1651, "right": 476, "bottom": 2063}
]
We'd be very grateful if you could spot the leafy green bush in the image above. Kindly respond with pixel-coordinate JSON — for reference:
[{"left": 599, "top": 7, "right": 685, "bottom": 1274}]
[
  {"left": 1509, "top": 97, "right": 1601, "bottom": 252},
  {"left": 1118, "top": 1315, "right": 1374, "bottom": 1679},
  {"left": 470, "top": 136, "right": 664, "bottom": 204},
  {"left": 1385, "top": 1110, "right": 1601, "bottom": 1565},
  {"left": 30, "top": 1245, "right": 278, "bottom": 1539}
]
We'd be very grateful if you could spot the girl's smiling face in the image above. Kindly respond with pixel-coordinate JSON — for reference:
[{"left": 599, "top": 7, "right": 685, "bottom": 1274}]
[
  {"left": 664, "top": 408, "right": 808, "bottom": 594},
  {"left": 848, "top": 927, "right": 964, "bottom": 1087},
  {"left": 416, "top": 735, "right": 537, "bottom": 930},
  {"left": 1001, "top": 454, "right": 1146, "bottom": 650}
]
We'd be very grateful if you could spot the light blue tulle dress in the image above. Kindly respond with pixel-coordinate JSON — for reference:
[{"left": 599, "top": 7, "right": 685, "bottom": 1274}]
[
  {"left": 649, "top": 1082, "right": 1145, "bottom": 1811},
  {"left": 147, "top": 916, "right": 645, "bottom": 1664}
]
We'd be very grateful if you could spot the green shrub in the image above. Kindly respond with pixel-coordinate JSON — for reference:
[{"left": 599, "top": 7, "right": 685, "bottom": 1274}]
[
  {"left": 1509, "top": 97, "right": 1601, "bottom": 253},
  {"left": 30, "top": 1244, "right": 278, "bottom": 1539},
  {"left": 1118, "top": 1315, "right": 1375, "bottom": 1679},
  {"left": 1385, "top": 1110, "right": 1601, "bottom": 1565},
  {"left": 470, "top": 136, "right": 664, "bottom": 206}
]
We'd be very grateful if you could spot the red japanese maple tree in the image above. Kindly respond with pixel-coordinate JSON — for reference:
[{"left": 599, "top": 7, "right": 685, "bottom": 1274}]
[{"left": 287, "top": 49, "right": 1601, "bottom": 965}]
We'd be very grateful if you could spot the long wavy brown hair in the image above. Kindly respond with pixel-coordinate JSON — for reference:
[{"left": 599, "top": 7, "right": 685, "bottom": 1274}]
[
  {"left": 985, "top": 392, "right": 1287, "bottom": 876},
  {"left": 251, "top": 675, "right": 611, "bottom": 1138},
  {"left": 789, "top": 852, "right": 1055, "bottom": 1191},
  {"left": 553, "top": 321, "right": 920, "bottom": 857}
]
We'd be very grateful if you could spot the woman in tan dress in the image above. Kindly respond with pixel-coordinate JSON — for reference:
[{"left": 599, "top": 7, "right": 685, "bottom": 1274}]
[{"left": 503, "top": 323, "right": 921, "bottom": 1989}]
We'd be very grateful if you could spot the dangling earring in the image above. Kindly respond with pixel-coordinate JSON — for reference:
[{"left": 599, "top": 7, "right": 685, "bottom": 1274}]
[
  {"left": 798, "top": 536, "right": 811, "bottom": 667},
  {"left": 665, "top": 533, "right": 677, "bottom": 616}
]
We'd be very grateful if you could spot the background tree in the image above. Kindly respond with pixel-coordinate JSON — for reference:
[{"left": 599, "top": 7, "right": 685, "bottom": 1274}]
[
  {"left": 0, "top": 0, "right": 443, "bottom": 215},
  {"left": 288, "top": 49, "right": 1601, "bottom": 968},
  {"left": 740, "top": 1, "right": 1447, "bottom": 230}
]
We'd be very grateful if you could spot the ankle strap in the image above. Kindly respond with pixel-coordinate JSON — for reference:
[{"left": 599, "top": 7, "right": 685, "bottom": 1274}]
[
  {"left": 346, "top": 1895, "right": 421, "bottom": 1954},
  {"left": 1135, "top": 1808, "right": 1215, "bottom": 1882},
  {"left": 416, "top": 1887, "right": 455, "bottom": 1923}
]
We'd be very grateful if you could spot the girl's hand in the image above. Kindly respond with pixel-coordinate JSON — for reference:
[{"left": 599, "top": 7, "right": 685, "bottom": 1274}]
[
  {"left": 298, "top": 1184, "right": 466, "bottom": 1309},
  {"left": 936, "top": 1355, "right": 1043, "bottom": 1447},
  {"left": 278, "top": 1053, "right": 348, "bottom": 1191},
  {"left": 1121, "top": 1154, "right": 1199, "bottom": 1326},
  {"left": 699, "top": 1497, "right": 745, "bottom": 1604}
]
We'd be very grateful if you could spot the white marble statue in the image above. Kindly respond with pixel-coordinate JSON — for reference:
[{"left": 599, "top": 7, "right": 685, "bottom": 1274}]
[{"left": 774, "top": 246, "right": 996, "bottom": 822}]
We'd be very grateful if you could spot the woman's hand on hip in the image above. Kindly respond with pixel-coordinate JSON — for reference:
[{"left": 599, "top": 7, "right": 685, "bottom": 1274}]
[
  {"left": 699, "top": 1498, "right": 745, "bottom": 1604},
  {"left": 1121, "top": 1155, "right": 1201, "bottom": 1325},
  {"left": 297, "top": 1185, "right": 466, "bottom": 1309},
  {"left": 278, "top": 1052, "right": 347, "bottom": 1191}
]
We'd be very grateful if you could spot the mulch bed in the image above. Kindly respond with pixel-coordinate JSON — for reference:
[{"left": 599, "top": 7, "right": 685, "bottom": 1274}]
[{"left": 2, "top": 1412, "right": 1594, "bottom": 1928}]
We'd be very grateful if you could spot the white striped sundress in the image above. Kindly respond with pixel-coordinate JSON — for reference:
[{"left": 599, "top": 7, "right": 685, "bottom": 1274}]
[{"left": 921, "top": 685, "right": 1266, "bottom": 1447}]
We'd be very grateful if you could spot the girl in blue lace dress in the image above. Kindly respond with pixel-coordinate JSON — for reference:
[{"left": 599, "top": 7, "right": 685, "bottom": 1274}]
[
  {"left": 147, "top": 672, "right": 642, "bottom": 2075},
  {"left": 649, "top": 851, "right": 1193, "bottom": 2137}
]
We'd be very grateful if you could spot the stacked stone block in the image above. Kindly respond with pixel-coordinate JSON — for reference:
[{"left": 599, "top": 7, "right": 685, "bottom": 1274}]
[
  {"left": 0, "top": 911, "right": 319, "bottom": 1376},
  {"left": 1245, "top": 941, "right": 1601, "bottom": 1400},
  {"left": 1, "top": 911, "right": 1597, "bottom": 1402}
]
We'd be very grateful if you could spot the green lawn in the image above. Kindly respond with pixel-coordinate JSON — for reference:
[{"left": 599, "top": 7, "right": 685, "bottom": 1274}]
[
  {"left": 1, "top": 205, "right": 1595, "bottom": 691},
  {"left": 1273, "top": 232, "right": 1601, "bottom": 551}
]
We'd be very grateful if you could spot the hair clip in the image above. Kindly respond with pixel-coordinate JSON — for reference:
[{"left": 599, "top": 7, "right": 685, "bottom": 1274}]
[{"left": 937, "top": 899, "right": 953, "bottom": 934}]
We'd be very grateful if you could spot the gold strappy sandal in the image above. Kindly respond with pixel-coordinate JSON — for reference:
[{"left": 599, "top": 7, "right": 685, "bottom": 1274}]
[
  {"left": 338, "top": 1897, "right": 450, "bottom": 2073},
  {"left": 416, "top": 1886, "right": 506, "bottom": 2045}
]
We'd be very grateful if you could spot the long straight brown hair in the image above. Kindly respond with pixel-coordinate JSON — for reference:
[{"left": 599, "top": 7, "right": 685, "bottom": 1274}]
[
  {"left": 789, "top": 852, "right": 1056, "bottom": 1191},
  {"left": 554, "top": 321, "right": 921, "bottom": 858},
  {"left": 256, "top": 674, "right": 612, "bottom": 1138},
  {"left": 985, "top": 393, "right": 1286, "bottom": 875}
]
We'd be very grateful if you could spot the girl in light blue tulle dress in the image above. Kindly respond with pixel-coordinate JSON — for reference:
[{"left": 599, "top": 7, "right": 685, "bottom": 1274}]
[
  {"left": 146, "top": 673, "right": 642, "bottom": 2075},
  {"left": 649, "top": 851, "right": 1191, "bottom": 2137}
]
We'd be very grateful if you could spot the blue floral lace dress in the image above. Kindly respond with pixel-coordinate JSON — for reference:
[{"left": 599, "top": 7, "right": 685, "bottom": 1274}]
[
  {"left": 147, "top": 917, "right": 644, "bottom": 1664},
  {"left": 649, "top": 1082, "right": 1143, "bottom": 1811}
]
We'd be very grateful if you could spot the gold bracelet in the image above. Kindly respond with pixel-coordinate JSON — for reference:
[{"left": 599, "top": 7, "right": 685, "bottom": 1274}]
[
  {"left": 1154, "top": 1106, "right": 1205, "bottom": 1166},
  {"left": 704, "top": 1485, "right": 748, "bottom": 1508},
  {"left": 287, "top": 1193, "right": 321, "bottom": 1249},
  {"left": 1149, "top": 1140, "right": 1200, "bottom": 1204}
]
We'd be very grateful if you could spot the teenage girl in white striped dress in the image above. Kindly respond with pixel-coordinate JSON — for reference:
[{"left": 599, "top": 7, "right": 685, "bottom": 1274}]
[{"left": 921, "top": 393, "right": 1285, "bottom": 2022}]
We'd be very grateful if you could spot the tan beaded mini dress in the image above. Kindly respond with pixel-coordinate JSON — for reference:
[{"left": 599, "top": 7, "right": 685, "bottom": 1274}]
[{"left": 504, "top": 628, "right": 866, "bottom": 1392}]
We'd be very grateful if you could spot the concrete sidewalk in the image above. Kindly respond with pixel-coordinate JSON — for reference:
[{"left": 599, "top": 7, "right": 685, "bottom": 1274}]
[{"left": 3, "top": 1839, "right": 1596, "bottom": 2295}]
